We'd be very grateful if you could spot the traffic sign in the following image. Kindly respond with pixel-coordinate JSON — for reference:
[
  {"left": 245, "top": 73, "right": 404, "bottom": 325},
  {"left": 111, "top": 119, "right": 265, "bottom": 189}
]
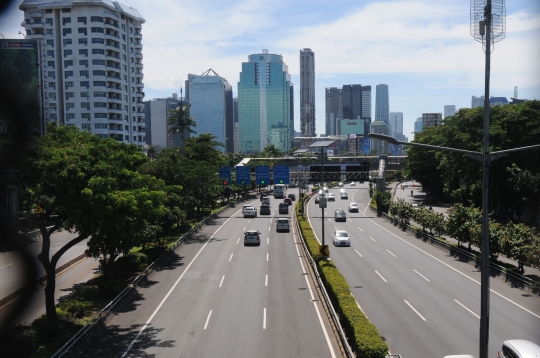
[
  {"left": 235, "top": 166, "right": 251, "bottom": 186},
  {"left": 219, "top": 166, "right": 231, "bottom": 185},
  {"left": 255, "top": 166, "right": 270, "bottom": 185},
  {"left": 273, "top": 165, "right": 290, "bottom": 185}
]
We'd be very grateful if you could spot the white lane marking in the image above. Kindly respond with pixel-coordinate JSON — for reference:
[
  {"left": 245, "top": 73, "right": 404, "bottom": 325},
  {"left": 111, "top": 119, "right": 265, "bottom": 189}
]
[
  {"left": 203, "top": 310, "right": 212, "bottom": 329},
  {"left": 248, "top": 220, "right": 251, "bottom": 223},
  {"left": 386, "top": 249, "right": 396, "bottom": 257},
  {"left": 363, "top": 201, "right": 371, "bottom": 215},
  {"left": 120, "top": 208, "right": 240, "bottom": 358},
  {"left": 348, "top": 219, "right": 352, "bottom": 222},
  {"left": 454, "top": 299, "right": 480, "bottom": 319},
  {"left": 375, "top": 270, "right": 387, "bottom": 282},
  {"left": 243, "top": 227, "right": 246, "bottom": 231},
  {"left": 53, "top": 241, "right": 64, "bottom": 246},
  {"left": 355, "top": 249, "right": 363, "bottom": 258},
  {"left": 414, "top": 270, "right": 430, "bottom": 282},
  {"left": 369, "top": 236, "right": 376, "bottom": 242},
  {"left": 267, "top": 237, "right": 269, "bottom": 245},
  {"left": 357, "top": 226, "right": 363, "bottom": 232},
  {"left": 334, "top": 226, "right": 338, "bottom": 231},
  {"left": 263, "top": 308, "right": 267, "bottom": 329},
  {"left": 236, "top": 237, "right": 240, "bottom": 244},
  {"left": 363, "top": 212, "right": 540, "bottom": 320},
  {"left": 404, "top": 300, "right": 426, "bottom": 321},
  {"left": 229, "top": 253, "right": 233, "bottom": 262},
  {"left": 328, "top": 218, "right": 332, "bottom": 222},
  {"left": 219, "top": 275, "right": 225, "bottom": 288},
  {"left": 265, "top": 275, "right": 268, "bottom": 286},
  {"left": 266, "top": 253, "right": 269, "bottom": 262},
  {"left": 0, "top": 263, "right": 13, "bottom": 270},
  {"left": 268, "top": 227, "right": 270, "bottom": 231},
  {"left": 269, "top": 219, "right": 272, "bottom": 223}
]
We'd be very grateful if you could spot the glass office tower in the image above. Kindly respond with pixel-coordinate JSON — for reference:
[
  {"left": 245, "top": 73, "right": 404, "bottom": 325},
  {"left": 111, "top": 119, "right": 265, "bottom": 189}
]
[
  {"left": 375, "top": 84, "right": 389, "bottom": 126},
  {"left": 238, "top": 49, "right": 292, "bottom": 153}
]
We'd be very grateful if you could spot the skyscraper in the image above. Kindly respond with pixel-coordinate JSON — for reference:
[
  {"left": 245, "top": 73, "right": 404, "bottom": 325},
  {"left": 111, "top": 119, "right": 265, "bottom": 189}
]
[
  {"left": 325, "top": 87, "right": 342, "bottom": 136},
  {"left": 143, "top": 93, "right": 181, "bottom": 149},
  {"left": 472, "top": 95, "right": 484, "bottom": 108},
  {"left": 375, "top": 84, "right": 389, "bottom": 126},
  {"left": 238, "top": 49, "right": 293, "bottom": 153},
  {"left": 388, "top": 112, "right": 403, "bottom": 139},
  {"left": 361, "top": 86, "right": 372, "bottom": 135},
  {"left": 185, "top": 69, "right": 233, "bottom": 153},
  {"left": 422, "top": 113, "right": 442, "bottom": 128},
  {"left": 444, "top": 105, "right": 456, "bottom": 118},
  {"left": 20, "top": 0, "right": 146, "bottom": 146},
  {"left": 414, "top": 117, "right": 423, "bottom": 134},
  {"left": 370, "top": 120, "right": 390, "bottom": 154},
  {"left": 299, "top": 48, "right": 315, "bottom": 137}
]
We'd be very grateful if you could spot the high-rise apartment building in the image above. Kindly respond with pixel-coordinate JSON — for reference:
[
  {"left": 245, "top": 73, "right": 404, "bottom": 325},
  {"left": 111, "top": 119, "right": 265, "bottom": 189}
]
[
  {"left": 143, "top": 93, "right": 182, "bottom": 149},
  {"left": 422, "top": 113, "right": 442, "bottom": 129},
  {"left": 444, "top": 105, "right": 456, "bottom": 118},
  {"left": 238, "top": 49, "right": 293, "bottom": 153},
  {"left": 185, "top": 69, "right": 233, "bottom": 153},
  {"left": 472, "top": 95, "right": 484, "bottom": 108},
  {"left": 375, "top": 84, "right": 389, "bottom": 126},
  {"left": 20, "top": 0, "right": 146, "bottom": 145},
  {"left": 325, "top": 87, "right": 342, "bottom": 136},
  {"left": 299, "top": 48, "right": 315, "bottom": 137}
]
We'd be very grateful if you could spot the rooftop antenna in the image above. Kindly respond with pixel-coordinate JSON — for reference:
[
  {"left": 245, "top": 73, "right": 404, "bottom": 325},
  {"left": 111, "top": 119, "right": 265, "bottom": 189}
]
[{"left": 470, "top": 1, "right": 506, "bottom": 358}]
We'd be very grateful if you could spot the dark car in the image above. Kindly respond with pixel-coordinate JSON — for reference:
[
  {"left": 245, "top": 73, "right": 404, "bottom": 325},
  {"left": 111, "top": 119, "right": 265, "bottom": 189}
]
[
  {"left": 279, "top": 203, "right": 289, "bottom": 214},
  {"left": 334, "top": 209, "right": 346, "bottom": 222},
  {"left": 284, "top": 198, "right": 292, "bottom": 205},
  {"left": 260, "top": 204, "right": 271, "bottom": 215},
  {"left": 287, "top": 193, "right": 296, "bottom": 201}
]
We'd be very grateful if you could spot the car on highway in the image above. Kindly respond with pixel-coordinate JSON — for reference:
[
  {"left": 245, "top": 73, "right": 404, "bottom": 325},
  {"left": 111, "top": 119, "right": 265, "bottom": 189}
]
[
  {"left": 498, "top": 339, "right": 540, "bottom": 358},
  {"left": 338, "top": 182, "right": 344, "bottom": 187},
  {"left": 287, "top": 193, "right": 296, "bottom": 201},
  {"left": 332, "top": 230, "right": 350, "bottom": 246},
  {"left": 327, "top": 193, "right": 335, "bottom": 201},
  {"left": 351, "top": 181, "right": 355, "bottom": 186},
  {"left": 242, "top": 206, "right": 257, "bottom": 218},
  {"left": 276, "top": 219, "right": 290, "bottom": 232},
  {"left": 340, "top": 192, "right": 348, "bottom": 199},
  {"left": 334, "top": 209, "right": 346, "bottom": 222},
  {"left": 324, "top": 186, "right": 328, "bottom": 192},
  {"left": 314, "top": 195, "right": 320, "bottom": 203},
  {"left": 279, "top": 203, "right": 289, "bottom": 214},
  {"left": 318, "top": 189, "right": 323, "bottom": 195},
  {"left": 244, "top": 230, "right": 261, "bottom": 246},
  {"left": 339, "top": 188, "right": 347, "bottom": 193},
  {"left": 260, "top": 204, "right": 271, "bottom": 215},
  {"left": 348, "top": 203, "right": 359, "bottom": 212},
  {"left": 260, "top": 193, "right": 269, "bottom": 201},
  {"left": 261, "top": 197, "right": 271, "bottom": 205},
  {"left": 283, "top": 197, "right": 292, "bottom": 205}
]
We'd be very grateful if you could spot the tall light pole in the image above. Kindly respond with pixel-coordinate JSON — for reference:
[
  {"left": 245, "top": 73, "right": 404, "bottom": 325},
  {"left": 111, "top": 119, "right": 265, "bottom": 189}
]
[{"left": 369, "top": 132, "right": 540, "bottom": 357}]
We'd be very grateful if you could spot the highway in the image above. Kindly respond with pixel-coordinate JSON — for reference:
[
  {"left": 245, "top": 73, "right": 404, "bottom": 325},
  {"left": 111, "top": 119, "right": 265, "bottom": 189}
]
[
  {"left": 306, "top": 182, "right": 540, "bottom": 357},
  {"left": 80, "top": 193, "right": 341, "bottom": 357}
]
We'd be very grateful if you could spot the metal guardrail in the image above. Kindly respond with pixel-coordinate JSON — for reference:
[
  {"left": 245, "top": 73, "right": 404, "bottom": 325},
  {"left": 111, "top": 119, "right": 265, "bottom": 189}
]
[
  {"left": 51, "top": 203, "right": 233, "bottom": 357},
  {"left": 294, "top": 196, "right": 355, "bottom": 358}
]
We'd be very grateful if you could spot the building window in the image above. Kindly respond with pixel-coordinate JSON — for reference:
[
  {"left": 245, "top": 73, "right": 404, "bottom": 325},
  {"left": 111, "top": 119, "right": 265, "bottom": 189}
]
[
  {"left": 47, "top": 60, "right": 54, "bottom": 68},
  {"left": 63, "top": 49, "right": 72, "bottom": 57},
  {"left": 64, "top": 70, "right": 73, "bottom": 77},
  {"left": 80, "top": 80, "right": 89, "bottom": 88},
  {"left": 78, "top": 38, "right": 88, "bottom": 45},
  {"left": 49, "top": 114, "right": 57, "bottom": 120},
  {"left": 62, "top": 28, "right": 72, "bottom": 36},
  {"left": 92, "top": 59, "right": 105, "bottom": 66},
  {"left": 91, "top": 38, "right": 104, "bottom": 44},
  {"left": 81, "top": 102, "right": 90, "bottom": 109},
  {"left": 92, "top": 70, "right": 106, "bottom": 76},
  {"left": 46, "top": 18, "right": 53, "bottom": 25},
  {"left": 66, "top": 113, "right": 75, "bottom": 120},
  {"left": 78, "top": 27, "right": 87, "bottom": 35},
  {"left": 91, "top": 49, "right": 105, "bottom": 55},
  {"left": 81, "top": 123, "right": 91, "bottom": 129},
  {"left": 81, "top": 113, "right": 91, "bottom": 120},
  {"left": 79, "top": 60, "right": 88, "bottom": 67},
  {"left": 78, "top": 17, "right": 87, "bottom": 24},
  {"left": 93, "top": 81, "right": 106, "bottom": 87},
  {"left": 62, "top": 17, "right": 71, "bottom": 25},
  {"left": 46, "top": 29, "right": 53, "bottom": 35},
  {"left": 46, "top": 50, "right": 54, "bottom": 58},
  {"left": 46, "top": 9, "right": 52, "bottom": 13},
  {"left": 64, "top": 61, "right": 73, "bottom": 69},
  {"left": 91, "top": 27, "right": 104, "bottom": 33},
  {"left": 94, "top": 102, "right": 107, "bottom": 108},
  {"left": 49, "top": 92, "right": 56, "bottom": 99},
  {"left": 122, "top": 34, "right": 126, "bottom": 40},
  {"left": 80, "top": 70, "right": 89, "bottom": 77},
  {"left": 46, "top": 39, "right": 54, "bottom": 46},
  {"left": 66, "top": 103, "right": 75, "bottom": 110},
  {"left": 65, "top": 81, "right": 74, "bottom": 89},
  {"left": 79, "top": 49, "right": 88, "bottom": 56},
  {"left": 93, "top": 91, "right": 106, "bottom": 97},
  {"left": 49, "top": 82, "right": 56, "bottom": 89},
  {"left": 63, "top": 39, "right": 72, "bottom": 47},
  {"left": 49, "top": 103, "right": 57, "bottom": 110},
  {"left": 91, "top": 16, "right": 103, "bottom": 22},
  {"left": 47, "top": 71, "right": 55, "bottom": 78},
  {"left": 61, "top": 8, "right": 71, "bottom": 13},
  {"left": 94, "top": 116, "right": 107, "bottom": 122},
  {"left": 65, "top": 92, "right": 74, "bottom": 100}
]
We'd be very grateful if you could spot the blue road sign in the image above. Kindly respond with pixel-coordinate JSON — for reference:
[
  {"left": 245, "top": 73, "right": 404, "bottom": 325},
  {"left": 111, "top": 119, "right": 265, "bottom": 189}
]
[
  {"left": 219, "top": 166, "right": 231, "bottom": 185},
  {"left": 235, "top": 166, "right": 251, "bottom": 186},
  {"left": 255, "top": 165, "right": 270, "bottom": 185},
  {"left": 273, "top": 165, "right": 290, "bottom": 185}
]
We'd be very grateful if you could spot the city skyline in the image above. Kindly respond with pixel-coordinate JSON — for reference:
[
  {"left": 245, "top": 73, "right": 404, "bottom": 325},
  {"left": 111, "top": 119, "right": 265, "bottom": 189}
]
[{"left": 1, "top": 0, "right": 538, "bottom": 140}]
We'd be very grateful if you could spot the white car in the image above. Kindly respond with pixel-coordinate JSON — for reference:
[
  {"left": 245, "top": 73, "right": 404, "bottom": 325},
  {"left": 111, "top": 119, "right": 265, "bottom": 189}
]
[
  {"left": 340, "top": 188, "right": 347, "bottom": 193},
  {"left": 327, "top": 193, "right": 336, "bottom": 201},
  {"left": 348, "top": 203, "right": 359, "bottom": 212},
  {"left": 351, "top": 182, "right": 355, "bottom": 186},
  {"left": 324, "top": 186, "right": 328, "bottom": 193},
  {"left": 276, "top": 219, "right": 290, "bottom": 232},
  {"left": 340, "top": 192, "right": 348, "bottom": 199},
  {"left": 261, "top": 197, "right": 270, "bottom": 205},
  {"left": 333, "top": 230, "right": 350, "bottom": 246},
  {"left": 338, "top": 182, "right": 344, "bottom": 187},
  {"left": 244, "top": 230, "right": 261, "bottom": 246},
  {"left": 242, "top": 206, "right": 257, "bottom": 218}
]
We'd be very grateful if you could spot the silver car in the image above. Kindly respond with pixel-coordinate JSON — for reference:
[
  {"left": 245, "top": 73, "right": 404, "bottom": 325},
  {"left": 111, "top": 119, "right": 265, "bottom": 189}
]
[
  {"left": 276, "top": 219, "right": 290, "bottom": 232},
  {"left": 499, "top": 340, "right": 540, "bottom": 358},
  {"left": 327, "top": 193, "right": 336, "bottom": 201},
  {"left": 348, "top": 202, "right": 359, "bottom": 212},
  {"left": 244, "top": 230, "right": 261, "bottom": 246},
  {"left": 332, "top": 230, "right": 350, "bottom": 246}
]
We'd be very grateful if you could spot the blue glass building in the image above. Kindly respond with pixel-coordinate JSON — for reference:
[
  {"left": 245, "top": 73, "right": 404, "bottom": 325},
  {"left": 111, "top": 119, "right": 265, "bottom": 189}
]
[
  {"left": 375, "top": 84, "right": 389, "bottom": 126},
  {"left": 238, "top": 49, "right": 293, "bottom": 153}
]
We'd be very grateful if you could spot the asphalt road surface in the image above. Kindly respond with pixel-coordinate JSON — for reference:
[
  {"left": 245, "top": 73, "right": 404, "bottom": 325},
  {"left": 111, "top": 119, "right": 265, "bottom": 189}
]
[
  {"left": 306, "top": 182, "right": 540, "bottom": 357},
  {"left": 81, "top": 191, "right": 341, "bottom": 358}
]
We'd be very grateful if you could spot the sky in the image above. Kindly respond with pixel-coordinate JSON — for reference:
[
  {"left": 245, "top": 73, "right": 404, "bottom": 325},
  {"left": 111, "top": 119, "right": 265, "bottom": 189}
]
[{"left": 1, "top": 0, "right": 539, "bottom": 139}]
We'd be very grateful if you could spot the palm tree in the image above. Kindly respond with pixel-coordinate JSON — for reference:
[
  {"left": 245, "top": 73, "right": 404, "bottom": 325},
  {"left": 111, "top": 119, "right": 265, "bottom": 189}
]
[{"left": 167, "top": 103, "right": 196, "bottom": 155}]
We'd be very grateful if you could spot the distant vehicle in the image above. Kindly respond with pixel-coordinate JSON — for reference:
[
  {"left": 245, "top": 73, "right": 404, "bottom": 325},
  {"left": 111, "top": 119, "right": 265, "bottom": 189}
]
[
  {"left": 287, "top": 193, "right": 296, "bottom": 201},
  {"left": 324, "top": 186, "right": 328, "bottom": 193},
  {"left": 359, "top": 181, "right": 364, "bottom": 184},
  {"left": 260, "top": 193, "right": 269, "bottom": 201},
  {"left": 318, "top": 189, "right": 323, "bottom": 195},
  {"left": 261, "top": 197, "right": 270, "bottom": 205},
  {"left": 314, "top": 195, "right": 320, "bottom": 204},
  {"left": 274, "top": 184, "right": 287, "bottom": 198},
  {"left": 244, "top": 230, "right": 261, "bottom": 246},
  {"left": 260, "top": 204, "right": 271, "bottom": 215},
  {"left": 348, "top": 203, "right": 359, "bottom": 212},
  {"left": 327, "top": 193, "right": 336, "bottom": 201},
  {"left": 499, "top": 340, "right": 540, "bottom": 358},
  {"left": 351, "top": 182, "right": 356, "bottom": 186},
  {"left": 340, "top": 192, "right": 348, "bottom": 199},
  {"left": 332, "top": 230, "right": 350, "bottom": 246},
  {"left": 340, "top": 188, "right": 347, "bottom": 193},
  {"left": 284, "top": 198, "right": 292, "bottom": 205},
  {"left": 338, "top": 182, "right": 344, "bottom": 187},
  {"left": 278, "top": 203, "right": 289, "bottom": 214},
  {"left": 334, "top": 209, "right": 346, "bottom": 222},
  {"left": 276, "top": 219, "right": 290, "bottom": 232},
  {"left": 242, "top": 206, "right": 257, "bottom": 218}
]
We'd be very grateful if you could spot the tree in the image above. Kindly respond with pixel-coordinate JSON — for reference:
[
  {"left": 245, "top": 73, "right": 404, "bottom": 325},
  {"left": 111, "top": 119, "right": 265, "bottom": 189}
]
[
  {"left": 261, "top": 144, "right": 283, "bottom": 158},
  {"left": 167, "top": 103, "right": 196, "bottom": 154},
  {"left": 501, "top": 222, "right": 540, "bottom": 274},
  {"left": 446, "top": 203, "right": 481, "bottom": 249},
  {"left": 506, "top": 164, "right": 540, "bottom": 226}
]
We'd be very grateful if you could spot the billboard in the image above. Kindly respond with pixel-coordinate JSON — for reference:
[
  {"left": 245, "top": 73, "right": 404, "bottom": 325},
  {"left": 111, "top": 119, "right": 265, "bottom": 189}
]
[{"left": 0, "top": 39, "right": 43, "bottom": 139}]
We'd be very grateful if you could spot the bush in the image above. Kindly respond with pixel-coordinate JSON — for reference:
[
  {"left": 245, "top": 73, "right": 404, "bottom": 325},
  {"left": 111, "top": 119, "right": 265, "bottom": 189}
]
[
  {"left": 58, "top": 300, "right": 91, "bottom": 318},
  {"left": 1, "top": 325, "right": 41, "bottom": 358},
  {"left": 113, "top": 252, "right": 148, "bottom": 274}
]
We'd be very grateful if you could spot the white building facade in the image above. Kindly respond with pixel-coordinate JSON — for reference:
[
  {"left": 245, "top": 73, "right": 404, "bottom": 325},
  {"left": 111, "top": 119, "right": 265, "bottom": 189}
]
[
  {"left": 443, "top": 105, "right": 456, "bottom": 118},
  {"left": 20, "top": 0, "right": 146, "bottom": 146}
]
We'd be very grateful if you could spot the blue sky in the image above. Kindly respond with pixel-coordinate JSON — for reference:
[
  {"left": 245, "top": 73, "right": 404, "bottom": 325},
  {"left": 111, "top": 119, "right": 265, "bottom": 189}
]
[{"left": 1, "top": 0, "right": 539, "bottom": 138}]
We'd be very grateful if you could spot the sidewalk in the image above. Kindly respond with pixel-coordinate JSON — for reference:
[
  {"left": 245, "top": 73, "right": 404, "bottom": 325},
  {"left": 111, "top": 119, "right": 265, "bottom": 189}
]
[{"left": 389, "top": 180, "right": 540, "bottom": 280}]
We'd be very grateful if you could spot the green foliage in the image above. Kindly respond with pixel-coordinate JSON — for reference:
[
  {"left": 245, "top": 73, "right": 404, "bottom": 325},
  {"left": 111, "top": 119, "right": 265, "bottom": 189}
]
[
  {"left": 167, "top": 103, "right": 196, "bottom": 153},
  {"left": 113, "top": 252, "right": 149, "bottom": 274},
  {"left": 446, "top": 203, "right": 481, "bottom": 248},
  {"left": 373, "top": 191, "right": 391, "bottom": 214},
  {"left": 0, "top": 325, "right": 41, "bottom": 358},
  {"left": 260, "top": 144, "right": 283, "bottom": 158},
  {"left": 501, "top": 222, "right": 540, "bottom": 274}
]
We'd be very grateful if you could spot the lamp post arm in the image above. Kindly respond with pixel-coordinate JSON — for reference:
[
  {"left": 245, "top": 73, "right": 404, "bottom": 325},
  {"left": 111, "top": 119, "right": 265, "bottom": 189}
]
[
  {"left": 490, "top": 144, "right": 540, "bottom": 162},
  {"left": 395, "top": 140, "right": 483, "bottom": 161}
]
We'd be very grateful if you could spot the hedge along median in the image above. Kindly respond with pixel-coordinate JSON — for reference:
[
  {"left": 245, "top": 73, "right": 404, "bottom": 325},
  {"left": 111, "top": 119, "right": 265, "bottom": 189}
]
[{"left": 295, "top": 197, "right": 389, "bottom": 358}]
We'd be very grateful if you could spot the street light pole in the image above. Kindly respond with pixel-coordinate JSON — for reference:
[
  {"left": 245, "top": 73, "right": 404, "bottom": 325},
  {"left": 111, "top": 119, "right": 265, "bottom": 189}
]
[{"left": 321, "top": 146, "right": 325, "bottom": 246}]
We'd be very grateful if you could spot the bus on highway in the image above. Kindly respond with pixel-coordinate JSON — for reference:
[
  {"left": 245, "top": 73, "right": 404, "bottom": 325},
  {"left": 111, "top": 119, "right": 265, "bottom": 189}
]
[{"left": 273, "top": 184, "right": 286, "bottom": 198}]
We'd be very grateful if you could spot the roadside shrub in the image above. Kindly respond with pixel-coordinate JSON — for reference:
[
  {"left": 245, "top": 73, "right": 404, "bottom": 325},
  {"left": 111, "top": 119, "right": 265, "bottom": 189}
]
[
  {"left": 1, "top": 325, "right": 41, "bottom": 358},
  {"left": 113, "top": 252, "right": 148, "bottom": 274},
  {"left": 58, "top": 300, "right": 91, "bottom": 318}
]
